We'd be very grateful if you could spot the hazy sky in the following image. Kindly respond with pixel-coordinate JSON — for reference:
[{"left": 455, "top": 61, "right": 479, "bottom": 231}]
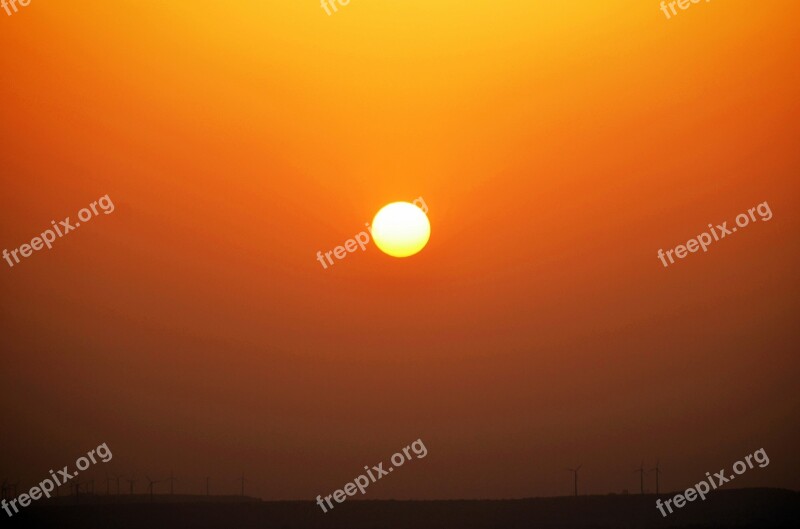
[{"left": 1, "top": 1, "right": 799, "bottom": 500}]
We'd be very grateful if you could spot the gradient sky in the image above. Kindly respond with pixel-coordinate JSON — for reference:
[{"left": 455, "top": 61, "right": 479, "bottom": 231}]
[{"left": 1, "top": 1, "right": 799, "bottom": 500}]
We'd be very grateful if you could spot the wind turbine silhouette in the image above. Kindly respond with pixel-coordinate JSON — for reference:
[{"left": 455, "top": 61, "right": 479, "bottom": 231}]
[
  {"left": 70, "top": 479, "right": 82, "bottom": 498},
  {"left": 634, "top": 462, "right": 646, "bottom": 494},
  {"left": 0, "top": 479, "right": 15, "bottom": 500},
  {"left": 166, "top": 471, "right": 177, "bottom": 495},
  {"left": 112, "top": 473, "right": 122, "bottom": 495},
  {"left": 146, "top": 476, "right": 163, "bottom": 502},
  {"left": 126, "top": 476, "right": 137, "bottom": 495},
  {"left": 205, "top": 477, "right": 210, "bottom": 496},
  {"left": 238, "top": 473, "right": 246, "bottom": 497},
  {"left": 649, "top": 460, "right": 662, "bottom": 495},
  {"left": 566, "top": 465, "right": 582, "bottom": 497}
]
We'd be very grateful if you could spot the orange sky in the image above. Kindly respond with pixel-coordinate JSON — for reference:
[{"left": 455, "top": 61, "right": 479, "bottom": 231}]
[{"left": 1, "top": 0, "right": 799, "bottom": 499}]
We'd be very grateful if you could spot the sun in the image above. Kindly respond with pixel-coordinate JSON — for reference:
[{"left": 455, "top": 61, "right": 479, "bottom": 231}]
[{"left": 371, "top": 202, "right": 431, "bottom": 258}]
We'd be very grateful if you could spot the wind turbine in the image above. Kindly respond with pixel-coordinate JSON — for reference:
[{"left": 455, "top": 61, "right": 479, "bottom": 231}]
[
  {"left": 566, "top": 465, "right": 582, "bottom": 497},
  {"left": 238, "top": 473, "right": 246, "bottom": 497},
  {"left": 1, "top": 479, "right": 15, "bottom": 500},
  {"left": 649, "top": 460, "right": 662, "bottom": 495},
  {"left": 205, "top": 477, "right": 210, "bottom": 497},
  {"left": 70, "top": 479, "right": 82, "bottom": 498},
  {"left": 8, "top": 479, "right": 19, "bottom": 498},
  {"left": 112, "top": 473, "right": 122, "bottom": 495},
  {"left": 634, "top": 462, "right": 645, "bottom": 495},
  {"left": 146, "top": 476, "right": 163, "bottom": 502},
  {"left": 126, "top": 476, "right": 136, "bottom": 495},
  {"left": 166, "top": 471, "right": 177, "bottom": 495}
]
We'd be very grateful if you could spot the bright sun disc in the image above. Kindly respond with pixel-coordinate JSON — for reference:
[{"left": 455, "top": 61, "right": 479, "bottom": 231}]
[{"left": 371, "top": 202, "right": 431, "bottom": 258}]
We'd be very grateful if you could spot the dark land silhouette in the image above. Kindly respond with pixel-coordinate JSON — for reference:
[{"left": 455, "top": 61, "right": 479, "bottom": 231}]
[{"left": 6, "top": 487, "right": 798, "bottom": 528}]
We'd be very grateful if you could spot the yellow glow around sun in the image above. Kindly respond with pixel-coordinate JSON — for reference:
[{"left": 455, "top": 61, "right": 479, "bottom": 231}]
[{"left": 371, "top": 202, "right": 430, "bottom": 258}]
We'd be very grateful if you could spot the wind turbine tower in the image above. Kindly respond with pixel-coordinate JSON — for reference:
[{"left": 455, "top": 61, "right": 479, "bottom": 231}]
[
  {"left": 146, "top": 476, "right": 163, "bottom": 503},
  {"left": 635, "top": 462, "right": 646, "bottom": 495},
  {"left": 166, "top": 471, "right": 176, "bottom": 495},
  {"left": 126, "top": 476, "right": 136, "bottom": 495},
  {"left": 566, "top": 465, "right": 582, "bottom": 497},
  {"left": 649, "top": 460, "right": 662, "bottom": 495}
]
